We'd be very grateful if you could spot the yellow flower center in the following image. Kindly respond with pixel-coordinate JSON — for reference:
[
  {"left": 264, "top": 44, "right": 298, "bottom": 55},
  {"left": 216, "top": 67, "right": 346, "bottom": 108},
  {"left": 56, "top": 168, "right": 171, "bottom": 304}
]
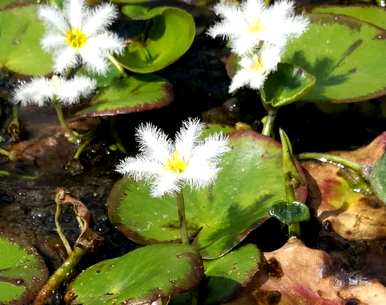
[
  {"left": 165, "top": 151, "right": 188, "bottom": 173},
  {"left": 247, "top": 19, "right": 263, "bottom": 33},
  {"left": 65, "top": 28, "right": 88, "bottom": 49},
  {"left": 249, "top": 55, "right": 264, "bottom": 72}
]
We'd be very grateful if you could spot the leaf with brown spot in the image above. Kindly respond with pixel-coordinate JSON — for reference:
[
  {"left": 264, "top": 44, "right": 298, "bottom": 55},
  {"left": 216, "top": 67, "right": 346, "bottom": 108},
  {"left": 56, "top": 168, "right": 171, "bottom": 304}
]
[{"left": 301, "top": 132, "right": 386, "bottom": 240}]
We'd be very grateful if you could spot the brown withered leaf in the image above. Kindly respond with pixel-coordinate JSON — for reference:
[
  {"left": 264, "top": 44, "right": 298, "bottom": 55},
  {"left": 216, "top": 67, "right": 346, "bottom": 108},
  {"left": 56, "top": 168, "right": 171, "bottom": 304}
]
[
  {"left": 301, "top": 132, "right": 386, "bottom": 240},
  {"left": 223, "top": 238, "right": 386, "bottom": 305}
]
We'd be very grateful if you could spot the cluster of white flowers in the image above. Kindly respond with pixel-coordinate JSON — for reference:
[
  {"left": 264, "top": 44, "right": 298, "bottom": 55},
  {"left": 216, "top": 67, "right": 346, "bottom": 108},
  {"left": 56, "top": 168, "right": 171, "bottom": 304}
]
[
  {"left": 208, "top": 0, "right": 309, "bottom": 92},
  {"left": 116, "top": 119, "right": 230, "bottom": 197},
  {"left": 14, "top": 0, "right": 125, "bottom": 107}
]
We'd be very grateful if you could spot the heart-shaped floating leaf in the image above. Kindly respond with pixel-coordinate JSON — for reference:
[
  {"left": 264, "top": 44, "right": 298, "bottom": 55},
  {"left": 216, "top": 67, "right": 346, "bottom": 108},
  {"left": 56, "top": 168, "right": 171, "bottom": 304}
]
[
  {"left": 283, "top": 13, "right": 386, "bottom": 103},
  {"left": 119, "top": 5, "right": 195, "bottom": 73},
  {"left": 261, "top": 63, "right": 316, "bottom": 108},
  {"left": 301, "top": 132, "right": 386, "bottom": 240},
  {"left": 108, "top": 130, "right": 306, "bottom": 259},
  {"left": 65, "top": 243, "right": 203, "bottom": 305},
  {"left": 369, "top": 152, "right": 386, "bottom": 205},
  {"left": 75, "top": 74, "right": 173, "bottom": 117},
  {"left": 204, "top": 244, "right": 261, "bottom": 305},
  {"left": 311, "top": 5, "right": 386, "bottom": 29},
  {"left": 170, "top": 244, "right": 261, "bottom": 305},
  {"left": 0, "top": 5, "right": 53, "bottom": 75},
  {"left": 0, "top": 232, "right": 48, "bottom": 305},
  {"left": 268, "top": 201, "right": 310, "bottom": 225}
]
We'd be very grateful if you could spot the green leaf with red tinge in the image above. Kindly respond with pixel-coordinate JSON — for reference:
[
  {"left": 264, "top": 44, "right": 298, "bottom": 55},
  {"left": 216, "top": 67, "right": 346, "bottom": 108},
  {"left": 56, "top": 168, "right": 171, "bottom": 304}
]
[
  {"left": 108, "top": 130, "right": 307, "bottom": 259},
  {"left": 75, "top": 74, "right": 173, "bottom": 118},
  {"left": 65, "top": 244, "right": 203, "bottom": 305},
  {"left": 283, "top": 13, "right": 386, "bottom": 103}
]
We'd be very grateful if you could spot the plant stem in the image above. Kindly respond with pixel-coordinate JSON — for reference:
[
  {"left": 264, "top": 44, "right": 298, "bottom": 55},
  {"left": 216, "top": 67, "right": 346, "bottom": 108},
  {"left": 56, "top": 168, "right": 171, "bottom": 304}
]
[
  {"left": 261, "top": 110, "right": 277, "bottom": 137},
  {"left": 7, "top": 104, "right": 20, "bottom": 142},
  {"left": 0, "top": 147, "right": 15, "bottom": 160},
  {"left": 52, "top": 98, "right": 79, "bottom": 144},
  {"left": 297, "top": 153, "right": 363, "bottom": 174},
  {"left": 73, "top": 136, "right": 92, "bottom": 160},
  {"left": 107, "top": 54, "right": 125, "bottom": 74},
  {"left": 110, "top": 119, "right": 127, "bottom": 154},
  {"left": 33, "top": 246, "right": 86, "bottom": 305},
  {"left": 54, "top": 193, "right": 72, "bottom": 256},
  {"left": 176, "top": 191, "right": 189, "bottom": 245}
]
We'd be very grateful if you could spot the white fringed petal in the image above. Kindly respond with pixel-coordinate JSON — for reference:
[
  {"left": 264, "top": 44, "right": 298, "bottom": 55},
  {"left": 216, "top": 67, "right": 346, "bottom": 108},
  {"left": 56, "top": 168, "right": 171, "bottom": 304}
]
[
  {"left": 136, "top": 123, "right": 172, "bottom": 164},
  {"left": 230, "top": 44, "right": 282, "bottom": 92},
  {"left": 53, "top": 47, "right": 78, "bottom": 73},
  {"left": 56, "top": 76, "right": 96, "bottom": 105},
  {"left": 38, "top": 6, "right": 68, "bottom": 33},
  {"left": 65, "top": 0, "right": 85, "bottom": 28},
  {"left": 82, "top": 3, "right": 119, "bottom": 36},
  {"left": 38, "top": 0, "right": 124, "bottom": 74},
  {"left": 13, "top": 78, "right": 53, "bottom": 107},
  {"left": 174, "top": 118, "right": 203, "bottom": 161},
  {"left": 12, "top": 75, "right": 96, "bottom": 107},
  {"left": 116, "top": 119, "right": 230, "bottom": 197},
  {"left": 208, "top": 0, "right": 309, "bottom": 55}
]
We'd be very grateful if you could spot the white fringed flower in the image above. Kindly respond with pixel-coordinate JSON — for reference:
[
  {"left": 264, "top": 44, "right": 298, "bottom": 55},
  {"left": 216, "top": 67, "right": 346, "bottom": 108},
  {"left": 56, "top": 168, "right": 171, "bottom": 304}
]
[
  {"left": 38, "top": 0, "right": 125, "bottom": 74},
  {"left": 13, "top": 75, "right": 96, "bottom": 106},
  {"left": 116, "top": 119, "right": 230, "bottom": 197},
  {"left": 229, "top": 45, "right": 282, "bottom": 93},
  {"left": 208, "top": 0, "right": 309, "bottom": 55}
]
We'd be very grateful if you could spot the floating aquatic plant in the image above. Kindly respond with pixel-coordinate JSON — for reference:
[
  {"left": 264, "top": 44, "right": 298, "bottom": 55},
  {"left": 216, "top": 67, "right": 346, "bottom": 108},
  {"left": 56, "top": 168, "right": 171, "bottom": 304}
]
[
  {"left": 39, "top": 0, "right": 125, "bottom": 74},
  {"left": 116, "top": 119, "right": 229, "bottom": 244},
  {"left": 13, "top": 75, "right": 96, "bottom": 143},
  {"left": 209, "top": 0, "right": 310, "bottom": 136}
]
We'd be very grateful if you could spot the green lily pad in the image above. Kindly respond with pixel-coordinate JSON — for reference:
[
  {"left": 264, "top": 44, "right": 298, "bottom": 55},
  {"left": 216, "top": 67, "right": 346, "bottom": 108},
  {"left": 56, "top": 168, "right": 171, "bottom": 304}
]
[
  {"left": 65, "top": 243, "right": 203, "bottom": 305},
  {"left": 204, "top": 244, "right": 261, "bottom": 305},
  {"left": 268, "top": 201, "right": 310, "bottom": 225},
  {"left": 261, "top": 63, "right": 316, "bottom": 108},
  {"left": 311, "top": 5, "right": 386, "bottom": 29},
  {"left": 283, "top": 13, "right": 386, "bottom": 103},
  {"left": 0, "top": 232, "right": 48, "bottom": 305},
  {"left": 75, "top": 74, "right": 173, "bottom": 117},
  {"left": 0, "top": 5, "right": 53, "bottom": 75},
  {"left": 108, "top": 130, "right": 306, "bottom": 259},
  {"left": 119, "top": 5, "right": 195, "bottom": 73},
  {"left": 370, "top": 152, "right": 386, "bottom": 205}
]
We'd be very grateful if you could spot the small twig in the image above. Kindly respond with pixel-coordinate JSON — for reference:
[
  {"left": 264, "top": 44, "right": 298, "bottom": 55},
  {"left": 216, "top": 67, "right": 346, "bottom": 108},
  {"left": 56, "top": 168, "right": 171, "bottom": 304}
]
[{"left": 33, "top": 188, "right": 102, "bottom": 305}]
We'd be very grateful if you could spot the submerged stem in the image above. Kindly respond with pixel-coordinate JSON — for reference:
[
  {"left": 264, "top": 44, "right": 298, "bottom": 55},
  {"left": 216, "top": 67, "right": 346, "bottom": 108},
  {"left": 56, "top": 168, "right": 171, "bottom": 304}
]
[
  {"left": 176, "top": 191, "right": 189, "bottom": 245},
  {"left": 52, "top": 98, "right": 79, "bottom": 144},
  {"left": 261, "top": 110, "right": 277, "bottom": 137},
  {"left": 0, "top": 147, "right": 15, "bottom": 160},
  {"left": 54, "top": 193, "right": 72, "bottom": 256},
  {"left": 33, "top": 246, "right": 86, "bottom": 305},
  {"left": 298, "top": 153, "right": 363, "bottom": 174}
]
